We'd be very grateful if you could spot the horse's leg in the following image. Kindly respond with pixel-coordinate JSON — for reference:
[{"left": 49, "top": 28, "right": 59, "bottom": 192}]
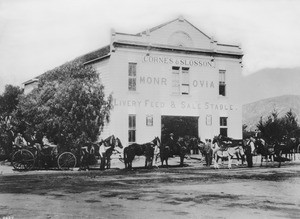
[
  {"left": 235, "top": 152, "right": 240, "bottom": 166},
  {"left": 228, "top": 155, "right": 232, "bottom": 169},
  {"left": 180, "top": 156, "right": 184, "bottom": 167},
  {"left": 213, "top": 154, "right": 219, "bottom": 169},
  {"left": 166, "top": 158, "right": 168, "bottom": 167},
  {"left": 106, "top": 156, "right": 111, "bottom": 169}
]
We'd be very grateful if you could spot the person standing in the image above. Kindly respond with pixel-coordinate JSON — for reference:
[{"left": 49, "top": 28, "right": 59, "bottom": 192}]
[
  {"left": 204, "top": 139, "right": 212, "bottom": 166},
  {"left": 246, "top": 137, "right": 256, "bottom": 167}
]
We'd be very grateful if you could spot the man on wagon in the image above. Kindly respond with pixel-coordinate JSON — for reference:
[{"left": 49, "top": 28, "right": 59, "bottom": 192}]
[{"left": 14, "top": 133, "right": 27, "bottom": 148}]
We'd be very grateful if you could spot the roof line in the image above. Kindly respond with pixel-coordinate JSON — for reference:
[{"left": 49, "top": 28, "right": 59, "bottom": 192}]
[
  {"left": 136, "top": 18, "right": 178, "bottom": 35},
  {"left": 136, "top": 17, "right": 211, "bottom": 40},
  {"left": 83, "top": 54, "right": 111, "bottom": 65},
  {"left": 113, "top": 42, "right": 243, "bottom": 59}
]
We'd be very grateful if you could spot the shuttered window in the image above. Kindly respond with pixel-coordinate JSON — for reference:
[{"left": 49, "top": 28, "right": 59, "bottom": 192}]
[{"left": 128, "top": 63, "right": 137, "bottom": 91}]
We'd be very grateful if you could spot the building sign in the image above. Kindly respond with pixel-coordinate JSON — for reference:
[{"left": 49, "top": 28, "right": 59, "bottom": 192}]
[
  {"left": 142, "top": 55, "right": 214, "bottom": 68},
  {"left": 138, "top": 76, "right": 215, "bottom": 88},
  {"left": 113, "top": 98, "right": 237, "bottom": 111}
]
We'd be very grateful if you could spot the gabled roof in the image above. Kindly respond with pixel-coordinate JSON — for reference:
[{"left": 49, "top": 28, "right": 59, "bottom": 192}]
[{"left": 137, "top": 16, "right": 211, "bottom": 40}]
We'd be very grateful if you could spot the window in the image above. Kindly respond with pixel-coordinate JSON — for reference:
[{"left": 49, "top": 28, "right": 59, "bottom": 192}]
[
  {"left": 220, "top": 117, "right": 228, "bottom": 137},
  {"left": 171, "top": 66, "right": 190, "bottom": 95},
  {"left": 128, "top": 63, "right": 137, "bottom": 91},
  {"left": 181, "top": 67, "right": 190, "bottom": 95},
  {"left": 128, "top": 115, "right": 136, "bottom": 143},
  {"left": 206, "top": 115, "right": 212, "bottom": 126},
  {"left": 172, "top": 66, "right": 180, "bottom": 95},
  {"left": 219, "top": 70, "right": 226, "bottom": 96},
  {"left": 146, "top": 115, "right": 153, "bottom": 126}
]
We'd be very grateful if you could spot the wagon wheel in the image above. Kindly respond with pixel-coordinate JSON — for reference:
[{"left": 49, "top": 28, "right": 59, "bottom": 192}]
[
  {"left": 57, "top": 152, "right": 77, "bottom": 170},
  {"left": 11, "top": 149, "right": 35, "bottom": 171}
]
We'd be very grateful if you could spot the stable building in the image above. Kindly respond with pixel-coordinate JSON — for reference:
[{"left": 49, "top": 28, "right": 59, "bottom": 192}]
[
  {"left": 24, "top": 16, "right": 244, "bottom": 145},
  {"left": 84, "top": 17, "right": 244, "bottom": 145}
]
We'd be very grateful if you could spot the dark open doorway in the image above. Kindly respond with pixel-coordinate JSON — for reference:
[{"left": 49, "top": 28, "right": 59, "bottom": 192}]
[{"left": 161, "top": 116, "right": 198, "bottom": 144}]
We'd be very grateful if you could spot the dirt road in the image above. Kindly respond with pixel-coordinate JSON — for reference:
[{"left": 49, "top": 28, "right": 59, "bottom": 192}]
[{"left": 1, "top": 159, "right": 300, "bottom": 219}]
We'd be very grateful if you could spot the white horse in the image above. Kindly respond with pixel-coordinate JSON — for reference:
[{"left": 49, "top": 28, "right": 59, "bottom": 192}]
[{"left": 212, "top": 138, "right": 245, "bottom": 169}]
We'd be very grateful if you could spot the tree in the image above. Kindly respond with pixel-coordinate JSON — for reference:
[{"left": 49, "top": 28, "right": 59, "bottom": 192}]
[
  {"left": 283, "top": 109, "right": 298, "bottom": 136},
  {"left": 0, "top": 85, "right": 23, "bottom": 116},
  {"left": 15, "top": 62, "right": 112, "bottom": 151},
  {"left": 256, "top": 109, "right": 299, "bottom": 143},
  {"left": 242, "top": 124, "right": 256, "bottom": 139},
  {"left": 0, "top": 85, "right": 23, "bottom": 158}
]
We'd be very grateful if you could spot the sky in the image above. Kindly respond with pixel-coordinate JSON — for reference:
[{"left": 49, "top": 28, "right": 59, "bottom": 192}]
[{"left": 0, "top": 0, "right": 300, "bottom": 93}]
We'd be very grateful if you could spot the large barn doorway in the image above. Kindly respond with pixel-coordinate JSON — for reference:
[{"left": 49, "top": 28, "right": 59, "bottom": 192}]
[{"left": 161, "top": 116, "right": 199, "bottom": 144}]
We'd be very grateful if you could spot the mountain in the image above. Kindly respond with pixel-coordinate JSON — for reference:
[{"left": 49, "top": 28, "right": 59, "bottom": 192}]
[
  {"left": 242, "top": 95, "right": 300, "bottom": 131},
  {"left": 241, "top": 67, "right": 300, "bottom": 104}
]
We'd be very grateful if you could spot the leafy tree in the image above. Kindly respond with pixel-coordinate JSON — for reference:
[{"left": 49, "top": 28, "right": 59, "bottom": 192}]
[
  {"left": 283, "top": 109, "right": 298, "bottom": 136},
  {"left": 0, "top": 85, "right": 23, "bottom": 158},
  {"left": 242, "top": 124, "right": 256, "bottom": 139},
  {"left": 256, "top": 109, "right": 299, "bottom": 143},
  {"left": 15, "top": 62, "right": 112, "bottom": 151}
]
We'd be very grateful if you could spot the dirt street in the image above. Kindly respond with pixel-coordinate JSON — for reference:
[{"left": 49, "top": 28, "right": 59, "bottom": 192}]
[{"left": 0, "top": 157, "right": 300, "bottom": 219}]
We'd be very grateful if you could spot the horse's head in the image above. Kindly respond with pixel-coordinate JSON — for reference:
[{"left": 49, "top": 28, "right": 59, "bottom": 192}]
[
  {"left": 115, "top": 137, "right": 123, "bottom": 149},
  {"left": 254, "top": 138, "right": 265, "bottom": 153},
  {"left": 152, "top": 136, "right": 161, "bottom": 147},
  {"left": 212, "top": 136, "right": 219, "bottom": 145},
  {"left": 102, "top": 135, "right": 116, "bottom": 147}
]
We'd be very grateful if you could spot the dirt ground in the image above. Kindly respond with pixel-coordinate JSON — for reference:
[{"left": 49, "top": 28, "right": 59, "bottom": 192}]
[{"left": 0, "top": 155, "right": 300, "bottom": 219}]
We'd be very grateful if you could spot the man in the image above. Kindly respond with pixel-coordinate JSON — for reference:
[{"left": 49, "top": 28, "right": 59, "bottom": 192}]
[
  {"left": 204, "top": 139, "right": 213, "bottom": 166},
  {"left": 246, "top": 137, "right": 256, "bottom": 167},
  {"left": 14, "top": 133, "right": 27, "bottom": 148},
  {"left": 166, "top": 133, "right": 176, "bottom": 156}
]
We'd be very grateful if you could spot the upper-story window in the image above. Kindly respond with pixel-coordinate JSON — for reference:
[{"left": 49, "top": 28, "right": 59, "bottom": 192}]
[
  {"left": 171, "top": 66, "right": 180, "bottom": 95},
  {"left": 219, "top": 70, "right": 226, "bottom": 96},
  {"left": 181, "top": 67, "right": 190, "bottom": 95},
  {"left": 171, "top": 66, "right": 190, "bottom": 95},
  {"left": 128, "top": 63, "right": 137, "bottom": 91}
]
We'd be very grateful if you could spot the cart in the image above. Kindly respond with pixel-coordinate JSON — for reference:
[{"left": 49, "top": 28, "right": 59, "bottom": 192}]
[{"left": 11, "top": 145, "right": 77, "bottom": 171}]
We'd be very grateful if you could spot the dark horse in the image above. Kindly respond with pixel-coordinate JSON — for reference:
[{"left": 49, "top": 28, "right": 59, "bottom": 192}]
[
  {"left": 255, "top": 138, "right": 287, "bottom": 168},
  {"left": 160, "top": 137, "right": 190, "bottom": 167},
  {"left": 282, "top": 137, "right": 300, "bottom": 161},
  {"left": 123, "top": 137, "right": 160, "bottom": 169}
]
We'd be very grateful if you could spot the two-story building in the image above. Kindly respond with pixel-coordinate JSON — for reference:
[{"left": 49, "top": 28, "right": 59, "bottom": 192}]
[
  {"left": 24, "top": 16, "right": 243, "bottom": 145},
  {"left": 84, "top": 16, "right": 243, "bottom": 145}
]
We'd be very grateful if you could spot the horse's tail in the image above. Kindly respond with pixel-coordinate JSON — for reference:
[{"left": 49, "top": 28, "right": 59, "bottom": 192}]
[{"left": 123, "top": 147, "right": 127, "bottom": 161}]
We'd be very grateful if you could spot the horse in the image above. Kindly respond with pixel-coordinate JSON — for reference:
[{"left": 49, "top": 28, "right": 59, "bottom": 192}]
[
  {"left": 123, "top": 137, "right": 160, "bottom": 169},
  {"left": 98, "top": 135, "right": 123, "bottom": 170},
  {"left": 160, "top": 137, "right": 190, "bottom": 167},
  {"left": 79, "top": 142, "right": 97, "bottom": 171},
  {"left": 254, "top": 138, "right": 286, "bottom": 168},
  {"left": 282, "top": 137, "right": 299, "bottom": 161},
  {"left": 212, "top": 137, "right": 245, "bottom": 169}
]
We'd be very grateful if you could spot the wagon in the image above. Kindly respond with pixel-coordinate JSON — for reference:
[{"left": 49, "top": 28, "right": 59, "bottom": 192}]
[{"left": 11, "top": 145, "right": 77, "bottom": 171}]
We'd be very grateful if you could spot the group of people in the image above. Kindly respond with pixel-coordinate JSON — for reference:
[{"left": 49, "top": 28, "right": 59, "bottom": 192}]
[
  {"left": 200, "top": 135, "right": 256, "bottom": 168},
  {"left": 13, "top": 132, "right": 56, "bottom": 151}
]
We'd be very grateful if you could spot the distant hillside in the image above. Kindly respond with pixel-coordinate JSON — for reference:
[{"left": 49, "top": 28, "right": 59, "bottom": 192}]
[
  {"left": 242, "top": 95, "right": 300, "bottom": 131},
  {"left": 241, "top": 67, "right": 300, "bottom": 104}
]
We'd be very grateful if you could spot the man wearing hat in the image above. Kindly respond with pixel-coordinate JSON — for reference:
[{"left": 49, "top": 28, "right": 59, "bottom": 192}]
[
  {"left": 166, "top": 133, "right": 176, "bottom": 154},
  {"left": 245, "top": 137, "right": 256, "bottom": 167}
]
